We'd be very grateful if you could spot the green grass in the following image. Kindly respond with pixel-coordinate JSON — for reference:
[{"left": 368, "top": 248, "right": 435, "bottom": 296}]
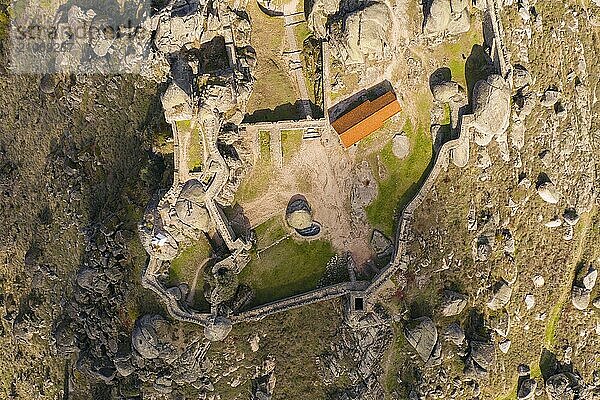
[
  {"left": 254, "top": 215, "right": 288, "bottom": 249},
  {"left": 294, "top": 21, "right": 311, "bottom": 46},
  {"left": 175, "top": 120, "right": 203, "bottom": 173},
  {"left": 439, "top": 24, "right": 482, "bottom": 87},
  {"left": 281, "top": 129, "right": 303, "bottom": 163},
  {"left": 245, "top": 0, "right": 298, "bottom": 117},
  {"left": 188, "top": 132, "right": 203, "bottom": 173},
  {"left": 240, "top": 218, "right": 335, "bottom": 306},
  {"left": 0, "top": 9, "right": 8, "bottom": 41},
  {"left": 441, "top": 103, "right": 451, "bottom": 125},
  {"left": 365, "top": 119, "right": 433, "bottom": 237},
  {"left": 236, "top": 130, "right": 274, "bottom": 203},
  {"left": 169, "top": 237, "right": 212, "bottom": 311}
]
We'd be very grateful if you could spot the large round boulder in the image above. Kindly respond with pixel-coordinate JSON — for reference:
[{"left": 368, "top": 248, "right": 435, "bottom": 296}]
[
  {"left": 471, "top": 75, "right": 511, "bottom": 146},
  {"left": 175, "top": 200, "right": 210, "bottom": 231},
  {"left": 286, "top": 209, "right": 313, "bottom": 230},
  {"left": 179, "top": 179, "right": 206, "bottom": 204},
  {"left": 537, "top": 181, "right": 561, "bottom": 204},
  {"left": 404, "top": 317, "right": 439, "bottom": 363},
  {"left": 343, "top": 3, "right": 392, "bottom": 64},
  {"left": 132, "top": 315, "right": 164, "bottom": 359}
]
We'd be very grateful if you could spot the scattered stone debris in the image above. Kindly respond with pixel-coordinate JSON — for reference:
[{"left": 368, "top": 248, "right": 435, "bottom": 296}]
[
  {"left": 512, "top": 65, "right": 532, "bottom": 90},
  {"left": 583, "top": 268, "right": 597, "bottom": 290},
  {"left": 251, "top": 358, "right": 277, "bottom": 400},
  {"left": 563, "top": 208, "right": 580, "bottom": 226},
  {"left": 540, "top": 88, "right": 560, "bottom": 107},
  {"left": 498, "top": 339, "right": 511, "bottom": 354},
  {"left": 545, "top": 218, "right": 563, "bottom": 228},
  {"left": 545, "top": 372, "right": 579, "bottom": 399},
  {"left": 524, "top": 294, "right": 535, "bottom": 310},
  {"left": 488, "top": 309, "right": 511, "bottom": 337},
  {"left": 533, "top": 275, "right": 545, "bottom": 288},
  {"left": 517, "top": 378, "right": 537, "bottom": 400}
]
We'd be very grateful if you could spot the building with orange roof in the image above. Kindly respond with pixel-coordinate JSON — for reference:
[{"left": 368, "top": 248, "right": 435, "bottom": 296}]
[{"left": 331, "top": 90, "right": 401, "bottom": 148}]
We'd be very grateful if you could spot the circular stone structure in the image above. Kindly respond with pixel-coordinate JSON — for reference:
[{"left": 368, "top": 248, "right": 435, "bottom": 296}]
[
  {"left": 286, "top": 209, "right": 313, "bottom": 230},
  {"left": 285, "top": 196, "right": 321, "bottom": 237}
]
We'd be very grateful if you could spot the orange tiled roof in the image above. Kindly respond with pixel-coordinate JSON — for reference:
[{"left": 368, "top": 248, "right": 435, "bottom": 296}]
[
  {"left": 331, "top": 91, "right": 401, "bottom": 148},
  {"left": 339, "top": 100, "right": 401, "bottom": 148}
]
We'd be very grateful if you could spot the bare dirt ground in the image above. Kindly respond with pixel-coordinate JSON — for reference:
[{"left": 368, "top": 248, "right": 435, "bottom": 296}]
[{"left": 239, "top": 125, "right": 375, "bottom": 264}]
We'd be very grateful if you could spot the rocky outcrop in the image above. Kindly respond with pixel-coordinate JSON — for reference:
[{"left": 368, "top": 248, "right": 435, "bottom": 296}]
[
  {"left": 537, "top": 180, "right": 561, "bottom": 204},
  {"left": 371, "top": 230, "right": 393, "bottom": 259},
  {"left": 204, "top": 316, "right": 233, "bottom": 342},
  {"left": 319, "top": 309, "right": 392, "bottom": 399},
  {"left": 162, "top": 81, "right": 193, "bottom": 123},
  {"left": 424, "top": 0, "right": 471, "bottom": 37},
  {"left": 392, "top": 134, "right": 411, "bottom": 159},
  {"left": 139, "top": 179, "right": 213, "bottom": 261},
  {"left": 486, "top": 279, "right": 512, "bottom": 311},
  {"left": 441, "top": 290, "right": 467, "bottom": 316},
  {"left": 466, "top": 340, "right": 495, "bottom": 375},
  {"left": 432, "top": 80, "right": 461, "bottom": 102},
  {"left": 471, "top": 75, "right": 511, "bottom": 146},
  {"left": 545, "top": 372, "right": 579, "bottom": 399},
  {"left": 341, "top": 3, "right": 393, "bottom": 64},
  {"left": 571, "top": 286, "right": 591, "bottom": 310},
  {"left": 405, "top": 317, "right": 441, "bottom": 364}
]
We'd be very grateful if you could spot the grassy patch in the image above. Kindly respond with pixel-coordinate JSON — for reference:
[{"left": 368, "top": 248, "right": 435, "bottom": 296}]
[
  {"left": 187, "top": 131, "right": 203, "bottom": 173},
  {"left": 240, "top": 219, "right": 335, "bottom": 306},
  {"left": 169, "top": 237, "right": 212, "bottom": 311},
  {"left": 281, "top": 129, "right": 303, "bottom": 163},
  {"left": 438, "top": 25, "right": 482, "bottom": 87},
  {"left": 294, "top": 21, "right": 311, "bottom": 47},
  {"left": 365, "top": 119, "right": 433, "bottom": 237},
  {"left": 236, "top": 130, "right": 274, "bottom": 203},
  {"left": 245, "top": 0, "right": 298, "bottom": 119},
  {"left": 254, "top": 215, "right": 288, "bottom": 249},
  {"left": 175, "top": 120, "right": 203, "bottom": 173}
]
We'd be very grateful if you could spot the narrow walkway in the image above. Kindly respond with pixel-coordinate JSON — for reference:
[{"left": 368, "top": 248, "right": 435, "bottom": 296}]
[
  {"left": 187, "top": 258, "right": 211, "bottom": 306},
  {"left": 283, "top": 2, "right": 313, "bottom": 119},
  {"left": 544, "top": 208, "right": 596, "bottom": 348},
  {"left": 269, "top": 127, "right": 283, "bottom": 169}
]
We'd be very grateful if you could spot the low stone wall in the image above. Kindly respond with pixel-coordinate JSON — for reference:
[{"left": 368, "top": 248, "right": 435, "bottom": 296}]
[
  {"left": 231, "top": 281, "right": 370, "bottom": 323},
  {"left": 141, "top": 258, "right": 212, "bottom": 326},
  {"left": 486, "top": 0, "right": 510, "bottom": 78},
  {"left": 239, "top": 118, "right": 328, "bottom": 131}
]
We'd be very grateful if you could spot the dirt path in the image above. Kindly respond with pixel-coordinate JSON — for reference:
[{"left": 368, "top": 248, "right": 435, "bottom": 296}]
[
  {"left": 543, "top": 207, "right": 596, "bottom": 349},
  {"left": 187, "top": 258, "right": 211, "bottom": 306},
  {"left": 283, "top": 0, "right": 313, "bottom": 118}
]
